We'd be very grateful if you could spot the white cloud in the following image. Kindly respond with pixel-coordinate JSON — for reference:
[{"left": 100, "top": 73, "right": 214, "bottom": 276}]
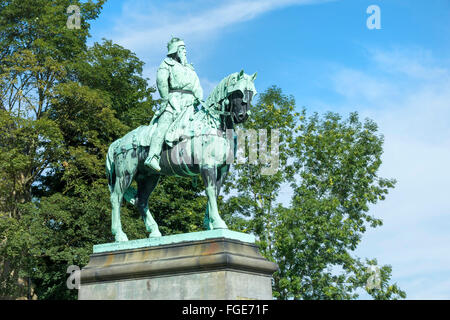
[
  {"left": 329, "top": 47, "right": 450, "bottom": 299},
  {"left": 99, "top": 0, "right": 331, "bottom": 86},
  {"left": 111, "top": 0, "right": 329, "bottom": 51},
  {"left": 369, "top": 47, "right": 448, "bottom": 80},
  {"left": 332, "top": 68, "right": 398, "bottom": 102}
]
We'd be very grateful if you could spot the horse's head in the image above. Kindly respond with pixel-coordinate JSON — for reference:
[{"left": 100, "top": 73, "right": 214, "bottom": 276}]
[
  {"left": 204, "top": 70, "right": 257, "bottom": 126},
  {"left": 225, "top": 70, "right": 257, "bottom": 124}
]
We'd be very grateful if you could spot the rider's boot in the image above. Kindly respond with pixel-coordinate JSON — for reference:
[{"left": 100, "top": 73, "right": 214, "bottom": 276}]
[
  {"left": 145, "top": 154, "right": 161, "bottom": 171},
  {"left": 145, "top": 132, "right": 165, "bottom": 171},
  {"left": 145, "top": 110, "right": 173, "bottom": 171}
]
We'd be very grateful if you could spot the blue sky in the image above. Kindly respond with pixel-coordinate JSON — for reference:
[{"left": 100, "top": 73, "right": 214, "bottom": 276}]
[{"left": 88, "top": 0, "right": 450, "bottom": 299}]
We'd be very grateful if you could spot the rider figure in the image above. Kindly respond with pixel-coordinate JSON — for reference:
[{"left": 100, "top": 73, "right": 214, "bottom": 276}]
[{"left": 145, "top": 37, "right": 203, "bottom": 171}]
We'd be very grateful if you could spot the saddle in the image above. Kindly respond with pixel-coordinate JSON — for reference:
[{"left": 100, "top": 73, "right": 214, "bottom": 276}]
[{"left": 113, "top": 105, "right": 218, "bottom": 158}]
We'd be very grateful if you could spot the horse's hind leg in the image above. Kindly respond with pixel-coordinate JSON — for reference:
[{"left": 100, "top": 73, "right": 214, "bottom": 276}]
[
  {"left": 136, "top": 174, "right": 162, "bottom": 238},
  {"left": 111, "top": 180, "right": 129, "bottom": 242},
  {"left": 111, "top": 151, "right": 137, "bottom": 242}
]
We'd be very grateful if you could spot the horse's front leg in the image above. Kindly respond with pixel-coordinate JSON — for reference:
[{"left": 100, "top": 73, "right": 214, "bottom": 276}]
[
  {"left": 201, "top": 166, "right": 227, "bottom": 230},
  {"left": 203, "top": 164, "right": 230, "bottom": 230}
]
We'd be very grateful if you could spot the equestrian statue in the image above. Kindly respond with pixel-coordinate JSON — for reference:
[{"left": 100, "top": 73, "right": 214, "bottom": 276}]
[{"left": 105, "top": 37, "right": 257, "bottom": 242}]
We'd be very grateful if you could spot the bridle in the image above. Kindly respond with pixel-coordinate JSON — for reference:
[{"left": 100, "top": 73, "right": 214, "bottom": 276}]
[{"left": 201, "top": 90, "right": 251, "bottom": 122}]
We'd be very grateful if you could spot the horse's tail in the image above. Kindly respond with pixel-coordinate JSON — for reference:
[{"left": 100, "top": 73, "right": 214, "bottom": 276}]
[
  {"left": 106, "top": 139, "right": 138, "bottom": 205},
  {"left": 106, "top": 140, "right": 119, "bottom": 194}
]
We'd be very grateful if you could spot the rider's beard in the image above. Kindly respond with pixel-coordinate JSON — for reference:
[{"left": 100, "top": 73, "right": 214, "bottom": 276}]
[{"left": 179, "top": 52, "right": 188, "bottom": 65}]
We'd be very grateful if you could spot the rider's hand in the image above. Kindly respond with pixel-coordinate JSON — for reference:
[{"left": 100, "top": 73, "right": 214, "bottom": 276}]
[{"left": 194, "top": 98, "right": 202, "bottom": 110}]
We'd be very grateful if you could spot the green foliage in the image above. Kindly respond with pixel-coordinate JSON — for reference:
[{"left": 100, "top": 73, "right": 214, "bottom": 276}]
[
  {"left": 0, "top": 0, "right": 104, "bottom": 61},
  {"left": 221, "top": 86, "right": 296, "bottom": 233},
  {"left": 0, "top": 110, "right": 64, "bottom": 217},
  {"left": 1, "top": 0, "right": 104, "bottom": 298},
  {"left": 149, "top": 176, "right": 207, "bottom": 235},
  {"left": 74, "top": 39, "right": 156, "bottom": 128},
  {"left": 223, "top": 86, "right": 406, "bottom": 300},
  {"left": 0, "top": 215, "right": 35, "bottom": 298}
]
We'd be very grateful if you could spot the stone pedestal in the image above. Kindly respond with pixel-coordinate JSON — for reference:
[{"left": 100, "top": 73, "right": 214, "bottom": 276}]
[{"left": 79, "top": 230, "right": 278, "bottom": 300}]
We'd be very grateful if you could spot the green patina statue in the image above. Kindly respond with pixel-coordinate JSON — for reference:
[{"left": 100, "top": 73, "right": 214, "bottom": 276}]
[
  {"left": 106, "top": 37, "right": 257, "bottom": 242},
  {"left": 144, "top": 37, "right": 203, "bottom": 171}
]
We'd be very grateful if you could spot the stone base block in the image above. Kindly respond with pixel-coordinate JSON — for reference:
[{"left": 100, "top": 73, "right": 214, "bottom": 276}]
[
  {"left": 79, "top": 234, "right": 278, "bottom": 300},
  {"left": 79, "top": 270, "right": 272, "bottom": 300}
]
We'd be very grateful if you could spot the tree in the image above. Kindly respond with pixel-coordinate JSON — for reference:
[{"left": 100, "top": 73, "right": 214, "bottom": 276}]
[
  {"left": 222, "top": 86, "right": 406, "bottom": 299},
  {"left": 0, "top": 0, "right": 105, "bottom": 299},
  {"left": 0, "top": 0, "right": 105, "bottom": 206}
]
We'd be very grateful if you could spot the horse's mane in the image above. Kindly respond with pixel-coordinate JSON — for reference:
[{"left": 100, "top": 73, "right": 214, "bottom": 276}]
[{"left": 204, "top": 73, "right": 237, "bottom": 108}]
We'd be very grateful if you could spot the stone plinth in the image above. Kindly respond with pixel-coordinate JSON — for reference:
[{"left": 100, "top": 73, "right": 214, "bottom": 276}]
[{"left": 78, "top": 230, "right": 278, "bottom": 300}]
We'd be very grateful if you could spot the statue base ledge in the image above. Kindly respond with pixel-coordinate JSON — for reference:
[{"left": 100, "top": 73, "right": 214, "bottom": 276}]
[
  {"left": 79, "top": 235, "right": 278, "bottom": 300},
  {"left": 93, "top": 229, "right": 255, "bottom": 253}
]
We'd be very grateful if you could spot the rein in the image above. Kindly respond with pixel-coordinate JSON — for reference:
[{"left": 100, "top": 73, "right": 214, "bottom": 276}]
[
  {"left": 199, "top": 98, "right": 234, "bottom": 131},
  {"left": 200, "top": 99, "right": 232, "bottom": 117}
]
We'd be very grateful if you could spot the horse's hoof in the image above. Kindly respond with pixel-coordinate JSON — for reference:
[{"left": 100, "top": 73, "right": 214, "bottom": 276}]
[
  {"left": 115, "top": 232, "right": 129, "bottom": 242},
  {"left": 211, "top": 219, "right": 228, "bottom": 230},
  {"left": 149, "top": 230, "right": 162, "bottom": 238}
]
